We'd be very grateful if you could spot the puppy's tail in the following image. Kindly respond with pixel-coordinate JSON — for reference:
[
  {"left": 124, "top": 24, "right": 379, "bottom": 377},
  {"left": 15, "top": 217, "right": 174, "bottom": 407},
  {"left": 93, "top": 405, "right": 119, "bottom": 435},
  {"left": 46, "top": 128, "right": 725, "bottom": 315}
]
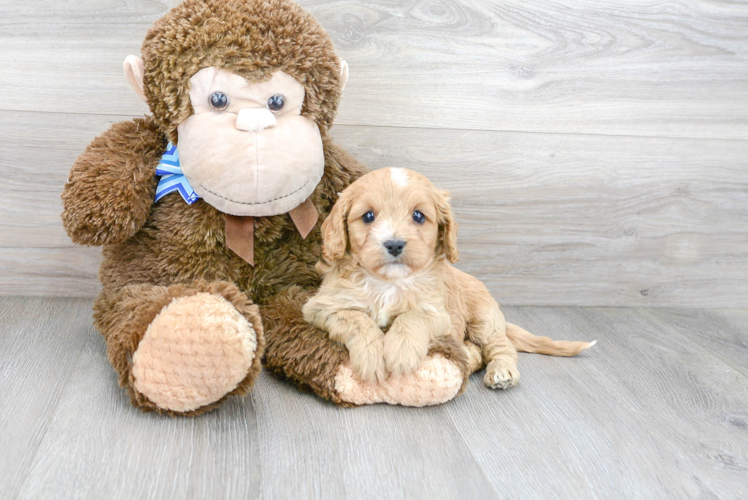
[{"left": 506, "top": 322, "right": 596, "bottom": 357}]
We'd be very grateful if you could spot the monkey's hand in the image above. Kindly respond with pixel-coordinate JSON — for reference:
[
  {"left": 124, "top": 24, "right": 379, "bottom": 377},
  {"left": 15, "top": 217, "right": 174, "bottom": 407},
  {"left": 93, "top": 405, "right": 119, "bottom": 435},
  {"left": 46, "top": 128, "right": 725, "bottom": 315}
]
[{"left": 61, "top": 117, "right": 164, "bottom": 246}]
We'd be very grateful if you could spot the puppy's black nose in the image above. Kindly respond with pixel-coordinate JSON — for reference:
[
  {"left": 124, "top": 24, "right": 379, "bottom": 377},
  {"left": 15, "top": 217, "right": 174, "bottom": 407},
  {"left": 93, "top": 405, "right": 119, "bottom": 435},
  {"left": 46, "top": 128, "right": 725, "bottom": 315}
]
[{"left": 384, "top": 239, "right": 406, "bottom": 257}]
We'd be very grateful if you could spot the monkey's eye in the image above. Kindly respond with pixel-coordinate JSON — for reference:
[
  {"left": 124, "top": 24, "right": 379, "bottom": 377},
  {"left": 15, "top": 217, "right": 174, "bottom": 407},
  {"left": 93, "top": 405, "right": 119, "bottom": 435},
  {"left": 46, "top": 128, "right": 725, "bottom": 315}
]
[
  {"left": 209, "top": 92, "right": 229, "bottom": 110},
  {"left": 362, "top": 211, "right": 376, "bottom": 224},
  {"left": 267, "top": 94, "right": 285, "bottom": 112},
  {"left": 413, "top": 210, "right": 425, "bottom": 224}
]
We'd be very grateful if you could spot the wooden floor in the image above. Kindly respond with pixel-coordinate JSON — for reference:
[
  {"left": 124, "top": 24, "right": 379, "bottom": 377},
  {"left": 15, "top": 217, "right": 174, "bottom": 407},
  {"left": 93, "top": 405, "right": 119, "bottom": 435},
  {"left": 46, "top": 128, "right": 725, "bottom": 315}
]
[
  {"left": 1, "top": 297, "right": 746, "bottom": 499},
  {"left": 2, "top": 2, "right": 746, "bottom": 498}
]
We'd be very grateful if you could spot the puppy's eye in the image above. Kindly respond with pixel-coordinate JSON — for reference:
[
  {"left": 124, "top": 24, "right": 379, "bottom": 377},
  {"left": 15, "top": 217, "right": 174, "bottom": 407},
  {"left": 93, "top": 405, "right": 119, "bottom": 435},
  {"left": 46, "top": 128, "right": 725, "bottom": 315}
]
[
  {"left": 413, "top": 210, "right": 425, "bottom": 224},
  {"left": 209, "top": 92, "right": 229, "bottom": 110},
  {"left": 362, "top": 211, "right": 376, "bottom": 224},
  {"left": 267, "top": 94, "right": 285, "bottom": 112}
]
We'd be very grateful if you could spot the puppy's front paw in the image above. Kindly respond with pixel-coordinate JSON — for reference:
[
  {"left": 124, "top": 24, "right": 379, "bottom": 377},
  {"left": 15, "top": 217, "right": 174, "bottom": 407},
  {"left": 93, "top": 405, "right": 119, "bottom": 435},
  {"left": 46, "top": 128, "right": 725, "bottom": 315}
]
[
  {"left": 383, "top": 331, "right": 429, "bottom": 377},
  {"left": 348, "top": 337, "right": 387, "bottom": 383},
  {"left": 484, "top": 359, "right": 520, "bottom": 390}
]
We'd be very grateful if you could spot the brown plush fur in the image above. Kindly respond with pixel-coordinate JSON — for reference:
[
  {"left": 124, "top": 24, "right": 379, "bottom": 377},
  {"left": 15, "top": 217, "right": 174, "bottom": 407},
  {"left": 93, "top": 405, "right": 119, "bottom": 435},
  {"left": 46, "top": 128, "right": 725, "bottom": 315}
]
[
  {"left": 141, "top": 0, "right": 345, "bottom": 143},
  {"left": 261, "top": 286, "right": 352, "bottom": 405},
  {"left": 61, "top": 117, "right": 164, "bottom": 246},
  {"left": 61, "top": 0, "right": 348, "bottom": 415},
  {"left": 61, "top": 0, "right": 473, "bottom": 414},
  {"left": 263, "top": 287, "right": 472, "bottom": 406},
  {"left": 95, "top": 280, "right": 265, "bottom": 416},
  {"left": 65, "top": 116, "right": 371, "bottom": 414}
]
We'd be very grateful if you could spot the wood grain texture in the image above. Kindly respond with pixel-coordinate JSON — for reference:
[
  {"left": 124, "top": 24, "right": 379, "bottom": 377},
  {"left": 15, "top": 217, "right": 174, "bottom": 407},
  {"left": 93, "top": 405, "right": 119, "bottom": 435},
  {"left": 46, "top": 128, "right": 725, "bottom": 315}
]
[
  {"left": 1, "top": 0, "right": 747, "bottom": 306},
  {"left": 0, "top": 297, "right": 91, "bottom": 499},
  {"left": 0, "top": 111, "right": 113, "bottom": 297},
  {"left": 249, "top": 375, "right": 497, "bottom": 499},
  {"left": 0, "top": 0, "right": 747, "bottom": 139},
  {"left": 17, "top": 335, "right": 262, "bottom": 500},
  {"left": 3, "top": 110, "right": 746, "bottom": 306},
  {"left": 443, "top": 306, "right": 748, "bottom": 498},
  {"left": 645, "top": 308, "right": 748, "bottom": 378},
  {"left": 333, "top": 126, "right": 748, "bottom": 308},
  {"left": 2, "top": 298, "right": 747, "bottom": 499}
]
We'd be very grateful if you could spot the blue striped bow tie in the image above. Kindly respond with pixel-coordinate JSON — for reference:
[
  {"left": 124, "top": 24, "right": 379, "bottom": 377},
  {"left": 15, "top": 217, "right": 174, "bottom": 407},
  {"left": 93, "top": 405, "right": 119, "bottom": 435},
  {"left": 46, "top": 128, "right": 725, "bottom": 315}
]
[{"left": 155, "top": 142, "right": 200, "bottom": 204}]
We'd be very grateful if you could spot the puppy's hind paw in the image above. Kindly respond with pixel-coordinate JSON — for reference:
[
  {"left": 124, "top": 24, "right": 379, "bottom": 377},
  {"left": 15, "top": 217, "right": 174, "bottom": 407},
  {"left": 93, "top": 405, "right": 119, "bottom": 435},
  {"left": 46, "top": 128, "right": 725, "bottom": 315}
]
[{"left": 484, "top": 359, "right": 520, "bottom": 390}]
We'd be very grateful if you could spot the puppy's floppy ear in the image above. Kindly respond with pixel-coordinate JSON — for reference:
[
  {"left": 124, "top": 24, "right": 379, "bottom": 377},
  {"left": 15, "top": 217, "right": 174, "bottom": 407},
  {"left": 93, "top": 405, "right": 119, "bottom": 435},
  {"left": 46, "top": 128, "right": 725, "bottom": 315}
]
[
  {"left": 321, "top": 188, "right": 353, "bottom": 262},
  {"left": 436, "top": 189, "right": 459, "bottom": 263}
]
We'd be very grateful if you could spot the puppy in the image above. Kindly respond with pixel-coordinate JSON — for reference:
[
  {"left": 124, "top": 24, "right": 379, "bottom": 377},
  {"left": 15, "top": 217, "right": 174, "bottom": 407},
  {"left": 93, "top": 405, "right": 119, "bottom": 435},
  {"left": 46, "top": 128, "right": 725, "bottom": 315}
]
[{"left": 303, "top": 167, "right": 595, "bottom": 387}]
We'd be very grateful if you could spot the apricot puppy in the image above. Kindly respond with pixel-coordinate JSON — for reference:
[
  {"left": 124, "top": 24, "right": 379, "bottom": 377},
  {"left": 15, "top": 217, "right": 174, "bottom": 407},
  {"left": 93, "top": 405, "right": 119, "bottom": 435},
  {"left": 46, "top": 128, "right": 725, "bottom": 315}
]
[{"left": 303, "top": 168, "right": 595, "bottom": 387}]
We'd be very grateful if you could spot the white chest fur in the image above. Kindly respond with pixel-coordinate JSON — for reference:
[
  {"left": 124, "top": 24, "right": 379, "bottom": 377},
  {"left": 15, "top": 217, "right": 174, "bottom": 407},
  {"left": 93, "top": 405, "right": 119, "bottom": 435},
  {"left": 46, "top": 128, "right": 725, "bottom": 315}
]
[{"left": 357, "top": 270, "right": 442, "bottom": 328}]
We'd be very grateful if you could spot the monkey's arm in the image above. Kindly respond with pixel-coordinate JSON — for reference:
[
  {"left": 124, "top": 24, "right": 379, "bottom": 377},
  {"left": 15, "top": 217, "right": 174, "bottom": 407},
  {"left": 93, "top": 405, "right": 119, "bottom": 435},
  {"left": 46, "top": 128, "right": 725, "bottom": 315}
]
[
  {"left": 261, "top": 286, "right": 354, "bottom": 404},
  {"left": 263, "top": 287, "right": 471, "bottom": 406},
  {"left": 61, "top": 116, "right": 165, "bottom": 246}
]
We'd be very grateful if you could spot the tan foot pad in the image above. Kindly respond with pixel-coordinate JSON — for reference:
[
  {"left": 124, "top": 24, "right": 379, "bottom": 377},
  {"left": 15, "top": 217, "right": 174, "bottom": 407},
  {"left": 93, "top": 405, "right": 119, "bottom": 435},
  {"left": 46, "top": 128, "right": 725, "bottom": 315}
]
[
  {"left": 334, "top": 354, "right": 463, "bottom": 407},
  {"left": 132, "top": 293, "right": 257, "bottom": 412}
]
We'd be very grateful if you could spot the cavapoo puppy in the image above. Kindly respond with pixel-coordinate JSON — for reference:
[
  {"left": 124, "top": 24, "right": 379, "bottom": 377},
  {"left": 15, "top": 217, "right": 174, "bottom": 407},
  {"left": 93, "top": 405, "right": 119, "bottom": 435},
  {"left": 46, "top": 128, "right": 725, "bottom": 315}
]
[{"left": 303, "top": 167, "right": 595, "bottom": 388}]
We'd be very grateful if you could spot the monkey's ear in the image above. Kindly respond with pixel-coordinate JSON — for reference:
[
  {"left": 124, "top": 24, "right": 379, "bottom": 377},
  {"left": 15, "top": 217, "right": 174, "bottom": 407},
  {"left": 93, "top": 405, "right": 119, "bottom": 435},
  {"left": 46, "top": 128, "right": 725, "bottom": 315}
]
[
  {"left": 321, "top": 190, "right": 352, "bottom": 263},
  {"left": 339, "top": 60, "right": 349, "bottom": 92},
  {"left": 436, "top": 190, "right": 459, "bottom": 263},
  {"left": 123, "top": 55, "right": 147, "bottom": 103}
]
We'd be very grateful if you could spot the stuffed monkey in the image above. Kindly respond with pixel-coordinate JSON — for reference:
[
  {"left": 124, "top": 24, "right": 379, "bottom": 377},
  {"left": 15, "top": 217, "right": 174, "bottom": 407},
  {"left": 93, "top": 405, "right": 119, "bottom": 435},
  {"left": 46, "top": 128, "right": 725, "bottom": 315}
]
[{"left": 61, "top": 0, "right": 470, "bottom": 416}]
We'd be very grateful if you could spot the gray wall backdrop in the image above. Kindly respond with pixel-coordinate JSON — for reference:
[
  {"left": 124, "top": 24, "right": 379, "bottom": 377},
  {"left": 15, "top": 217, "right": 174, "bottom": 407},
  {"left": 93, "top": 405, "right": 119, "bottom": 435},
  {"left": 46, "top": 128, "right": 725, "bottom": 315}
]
[{"left": 1, "top": 0, "right": 746, "bottom": 307}]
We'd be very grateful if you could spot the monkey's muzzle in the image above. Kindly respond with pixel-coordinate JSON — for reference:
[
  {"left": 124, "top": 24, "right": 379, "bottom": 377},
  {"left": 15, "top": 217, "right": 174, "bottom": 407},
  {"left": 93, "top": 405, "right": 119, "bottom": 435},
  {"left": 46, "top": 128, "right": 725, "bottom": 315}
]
[{"left": 176, "top": 112, "right": 325, "bottom": 217}]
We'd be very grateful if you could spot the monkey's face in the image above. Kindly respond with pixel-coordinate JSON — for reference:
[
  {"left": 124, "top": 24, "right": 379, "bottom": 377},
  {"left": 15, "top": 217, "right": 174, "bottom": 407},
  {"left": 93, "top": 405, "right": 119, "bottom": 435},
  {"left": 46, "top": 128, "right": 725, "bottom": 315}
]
[{"left": 176, "top": 67, "right": 325, "bottom": 216}]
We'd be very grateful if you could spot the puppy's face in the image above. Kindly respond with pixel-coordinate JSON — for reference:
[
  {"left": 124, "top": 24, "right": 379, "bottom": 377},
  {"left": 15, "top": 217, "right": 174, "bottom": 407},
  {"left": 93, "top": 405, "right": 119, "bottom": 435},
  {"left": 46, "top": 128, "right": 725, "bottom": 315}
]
[{"left": 322, "top": 168, "right": 458, "bottom": 280}]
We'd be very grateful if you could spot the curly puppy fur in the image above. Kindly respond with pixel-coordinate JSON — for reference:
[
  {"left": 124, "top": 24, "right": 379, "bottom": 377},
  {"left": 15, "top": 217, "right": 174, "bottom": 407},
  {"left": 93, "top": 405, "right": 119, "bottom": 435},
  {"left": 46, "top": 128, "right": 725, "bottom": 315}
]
[
  {"left": 266, "top": 286, "right": 471, "bottom": 406},
  {"left": 304, "top": 168, "right": 596, "bottom": 389}
]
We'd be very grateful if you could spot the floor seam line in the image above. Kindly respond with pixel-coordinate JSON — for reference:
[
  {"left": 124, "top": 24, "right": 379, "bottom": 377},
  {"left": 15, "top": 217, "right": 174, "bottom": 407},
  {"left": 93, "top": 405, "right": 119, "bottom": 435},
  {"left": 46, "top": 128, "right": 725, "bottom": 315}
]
[
  {"left": 442, "top": 402, "right": 504, "bottom": 499},
  {"left": 638, "top": 308, "right": 748, "bottom": 382},
  {"left": 13, "top": 300, "right": 92, "bottom": 497}
]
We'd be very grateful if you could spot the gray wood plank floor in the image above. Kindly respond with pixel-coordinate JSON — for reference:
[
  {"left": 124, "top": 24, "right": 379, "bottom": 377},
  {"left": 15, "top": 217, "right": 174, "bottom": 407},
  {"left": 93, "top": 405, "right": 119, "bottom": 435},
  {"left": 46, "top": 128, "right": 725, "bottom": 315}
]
[{"left": 1, "top": 297, "right": 746, "bottom": 499}]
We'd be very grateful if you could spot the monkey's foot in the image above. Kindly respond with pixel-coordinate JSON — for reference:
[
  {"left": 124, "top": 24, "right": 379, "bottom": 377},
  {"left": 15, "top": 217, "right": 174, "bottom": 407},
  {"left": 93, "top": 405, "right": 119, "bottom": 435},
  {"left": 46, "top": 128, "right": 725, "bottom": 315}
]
[
  {"left": 131, "top": 293, "right": 258, "bottom": 412},
  {"left": 334, "top": 354, "right": 463, "bottom": 406},
  {"left": 484, "top": 359, "right": 520, "bottom": 390}
]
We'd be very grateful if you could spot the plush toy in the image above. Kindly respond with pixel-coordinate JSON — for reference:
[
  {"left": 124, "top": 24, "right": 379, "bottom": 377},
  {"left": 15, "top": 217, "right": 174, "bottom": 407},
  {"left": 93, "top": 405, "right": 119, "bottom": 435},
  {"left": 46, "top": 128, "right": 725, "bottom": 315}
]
[{"left": 61, "top": 0, "right": 470, "bottom": 416}]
